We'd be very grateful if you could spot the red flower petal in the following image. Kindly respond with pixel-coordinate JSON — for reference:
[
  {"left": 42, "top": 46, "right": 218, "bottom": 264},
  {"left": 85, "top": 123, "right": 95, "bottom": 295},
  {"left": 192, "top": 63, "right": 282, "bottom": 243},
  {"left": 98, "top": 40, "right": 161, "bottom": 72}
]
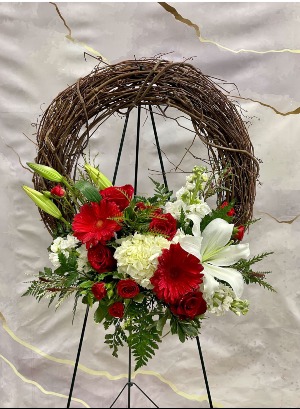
[
  {"left": 88, "top": 243, "right": 116, "bottom": 273},
  {"left": 100, "top": 185, "right": 134, "bottom": 211},
  {"left": 150, "top": 243, "right": 204, "bottom": 304},
  {"left": 50, "top": 184, "right": 65, "bottom": 197},
  {"left": 149, "top": 213, "right": 177, "bottom": 240},
  {"left": 108, "top": 302, "right": 124, "bottom": 318},
  {"left": 72, "top": 200, "right": 122, "bottom": 248}
]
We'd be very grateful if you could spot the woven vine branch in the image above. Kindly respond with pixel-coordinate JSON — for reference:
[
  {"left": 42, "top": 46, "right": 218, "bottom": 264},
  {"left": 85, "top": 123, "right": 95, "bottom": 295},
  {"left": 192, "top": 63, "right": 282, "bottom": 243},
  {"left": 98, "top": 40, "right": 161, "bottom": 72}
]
[{"left": 33, "top": 57, "right": 259, "bottom": 235}]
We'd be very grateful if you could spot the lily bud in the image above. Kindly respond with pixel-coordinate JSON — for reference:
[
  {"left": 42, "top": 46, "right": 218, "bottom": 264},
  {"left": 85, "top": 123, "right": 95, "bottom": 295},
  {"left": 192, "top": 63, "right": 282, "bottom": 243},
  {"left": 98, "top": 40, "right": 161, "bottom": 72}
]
[
  {"left": 84, "top": 164, "right": 112, "bottom": 189},
  {"left": 23, "top": 186, "right": 62, "bottom": 219},
  {"left": 42, "top": 191, "right": 52, "bottom": 198},
  {"left": 27, "top": 163, "right": 63, "bottom": 182}
]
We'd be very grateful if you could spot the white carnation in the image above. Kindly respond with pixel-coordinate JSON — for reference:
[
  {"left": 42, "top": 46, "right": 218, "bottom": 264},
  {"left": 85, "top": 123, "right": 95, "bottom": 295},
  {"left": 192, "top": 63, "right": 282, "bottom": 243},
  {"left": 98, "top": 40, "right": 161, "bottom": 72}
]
[
  {"left": 50, "top": 237, "right": 65, "bottom": 253},
  {"left": 49, "top": 249, "right": 68, "bottom": 269},
  {"left": 114, "top": 233, "right": 170, "bottom": 289},
  {"left": 64, "top": 235, "right": 80, "bottom": 249},
  {"left": 50, "top": 234, "right": 79, "bottom": 252},
  {"left": 77, "top": 245, "right": 90, "bottom": 273},
  {"left": 49, "top": 234, "right": 80, "bottom": 269}
]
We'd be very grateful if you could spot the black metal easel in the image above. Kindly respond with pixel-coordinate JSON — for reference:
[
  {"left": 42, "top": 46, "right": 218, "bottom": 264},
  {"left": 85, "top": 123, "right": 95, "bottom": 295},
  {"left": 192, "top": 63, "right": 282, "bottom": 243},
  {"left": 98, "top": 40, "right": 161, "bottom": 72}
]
[{"left": 66, "top": 104, "right": 213, "bottom": 408}]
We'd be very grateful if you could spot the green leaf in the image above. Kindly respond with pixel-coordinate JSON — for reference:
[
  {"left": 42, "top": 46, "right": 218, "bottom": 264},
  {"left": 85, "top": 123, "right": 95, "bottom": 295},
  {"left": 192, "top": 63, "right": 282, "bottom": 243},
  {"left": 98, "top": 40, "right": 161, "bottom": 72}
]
[
  {"left": 133, "top": 293, "right": 145, "bottom": 304},
  {"left": 177, "top": 323, "right": 186, "bottom": 343},
  {"left": 94, "top": 304, "right": 108, "bottom": 323},
  {"left": 74, "top": 180, "right": 102, "bottom": 202},
  {"left": 44, "top": 267, "right": 52, "bottom": 276},
  {"left": 124, "top": 206, "right": 136, "bottom": 221},
  {"left": 180, "top": 322, "right": 199, "bottom": 337},
  {"left": 79, "top": 280, "right": 94, "bottom": 289},
  {"left": 82, "top": 293, "right": 94, "bottom": 307},
  {"left": 156, "top": 315, "right": 168, "bottom": 332}
]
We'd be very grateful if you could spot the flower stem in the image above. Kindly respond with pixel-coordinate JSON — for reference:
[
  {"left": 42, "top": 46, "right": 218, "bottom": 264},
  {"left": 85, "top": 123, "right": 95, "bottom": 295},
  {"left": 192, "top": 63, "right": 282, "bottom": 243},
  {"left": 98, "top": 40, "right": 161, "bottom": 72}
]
[{"left": 60, "top": 216, "right": 72, "bottom": 227}]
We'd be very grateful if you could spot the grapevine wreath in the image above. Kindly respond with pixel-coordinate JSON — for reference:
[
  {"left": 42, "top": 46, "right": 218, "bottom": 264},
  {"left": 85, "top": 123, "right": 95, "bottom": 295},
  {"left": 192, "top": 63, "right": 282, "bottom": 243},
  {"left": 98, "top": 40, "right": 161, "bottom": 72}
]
[{"left": 23, "top": 58, "right": 273, "bottom": 369}]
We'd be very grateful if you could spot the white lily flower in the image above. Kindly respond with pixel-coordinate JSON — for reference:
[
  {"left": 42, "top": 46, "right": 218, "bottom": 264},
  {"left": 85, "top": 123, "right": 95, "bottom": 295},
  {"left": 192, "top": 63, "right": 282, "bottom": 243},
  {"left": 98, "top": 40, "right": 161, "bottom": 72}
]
[{"left": 178, "top": 216, "right": 250, "bottom": 298}]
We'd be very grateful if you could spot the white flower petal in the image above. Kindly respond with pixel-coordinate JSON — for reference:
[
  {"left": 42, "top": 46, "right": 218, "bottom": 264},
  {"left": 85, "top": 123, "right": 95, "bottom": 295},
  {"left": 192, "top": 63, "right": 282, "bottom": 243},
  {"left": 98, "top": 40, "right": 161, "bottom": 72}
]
[
  {"left": 201, "top": 218, "right": 233, "bottom": 259},
  {"left": 179, "top": 235, "right": 202, "bottom": 260},
  {"left": 203, "top": 263, "right": 244, "bottom": 298},
  {"left": 209, "top": 243, "right": 250, "bottom": 266},
  {"left": 203, "top": 274, "right": 220, "bottom": 297},
  {"left": 187, "top": 213, "right": 202, "bottom": 237}
]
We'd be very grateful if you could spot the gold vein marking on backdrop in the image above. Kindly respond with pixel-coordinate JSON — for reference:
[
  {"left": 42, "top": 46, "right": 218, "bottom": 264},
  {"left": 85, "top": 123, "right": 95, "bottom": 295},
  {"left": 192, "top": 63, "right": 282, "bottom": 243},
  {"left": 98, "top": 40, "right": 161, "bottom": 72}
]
[
  {"left": 49, "top": 2, "right": 109, "bottom": 62},
  {"left": 0, "top": 355, "right": 90, "bottom": 408},
  {"left": 229, "top": 95, "right": 300, "bottom": 116},
  {"left": 259, "top": 212, "right": 300, "bottom": 224},
  {"left": 0, "top": 312, "right": 223, "bottom": 407},
  {"left": 159, "top": 2, "right": 300, "bottom": 55}
]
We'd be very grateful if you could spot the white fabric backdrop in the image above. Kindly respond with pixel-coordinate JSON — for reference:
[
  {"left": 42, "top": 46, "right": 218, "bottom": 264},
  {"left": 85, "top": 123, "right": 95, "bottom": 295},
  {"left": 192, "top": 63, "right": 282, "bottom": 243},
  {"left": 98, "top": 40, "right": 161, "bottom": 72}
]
[{"left": 0, "top": 2, "right": 300, "bottom": 408}]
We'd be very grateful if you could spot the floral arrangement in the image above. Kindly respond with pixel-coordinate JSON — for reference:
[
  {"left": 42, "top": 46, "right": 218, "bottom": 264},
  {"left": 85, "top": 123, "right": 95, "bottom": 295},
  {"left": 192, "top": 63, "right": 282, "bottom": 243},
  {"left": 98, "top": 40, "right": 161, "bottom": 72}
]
[{"left": 23, "top": 162, "right": 274, "bottom": 370}]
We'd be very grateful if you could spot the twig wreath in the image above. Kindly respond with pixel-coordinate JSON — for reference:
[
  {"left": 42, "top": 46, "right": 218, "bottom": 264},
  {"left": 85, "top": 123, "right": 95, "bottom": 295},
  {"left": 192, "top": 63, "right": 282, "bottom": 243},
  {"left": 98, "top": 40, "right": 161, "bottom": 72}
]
[
  {"left": 23, "top": 58, "right": 274, "bottom": 370},
  {"left": 33, "top": 58, "right": 259, "bottom": 235}
]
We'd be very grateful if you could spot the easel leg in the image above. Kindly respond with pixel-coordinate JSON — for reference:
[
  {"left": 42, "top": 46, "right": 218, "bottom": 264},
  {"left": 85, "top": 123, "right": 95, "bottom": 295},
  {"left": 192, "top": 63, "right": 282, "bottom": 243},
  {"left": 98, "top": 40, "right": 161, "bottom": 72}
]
[
  {"left": 67, "top": 305, "right": 90, "bottom": 408},
  {"left": 196, "top": 336, "right": 213, "bottom": 408}
]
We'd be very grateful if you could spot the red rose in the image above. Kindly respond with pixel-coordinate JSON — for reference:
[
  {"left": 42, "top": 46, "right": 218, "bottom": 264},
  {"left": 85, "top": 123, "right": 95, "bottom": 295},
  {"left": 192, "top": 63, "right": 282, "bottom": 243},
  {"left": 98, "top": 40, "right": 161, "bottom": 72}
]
[
  {"left": 88, "top": 243, "right": 116, "bottom": 273},
  {"left": 51, "top": 184, "right": 65, "bottom": 197},
  {"left": 220, "top": 201, "right": 235, "bottom": 217},
  {"left": 117, "top": 279, "right": 140, "bottom": 299},
  {"left": 149, "top": 213, "right": 177, "bottom": 240},
  {"left": 135, "top": 202, "right": 163, "bottom": 216},
  {"left": 91, "top": 282, "right": 107, "bottom": 300},
  {"left": 170, "top": 291, "right": 207, "bottom": 320},
  {"left": 233, "top": 225, "right": 245, "bottom": 241},
  {"left": 151, "top": 207, "right": 163, "bottom": 216},
  {"left": 108, "top": 302, "right": 124, "bottom": 318},
  {"left": 100, "top": 185, "right": 134, "bottom": 211}
]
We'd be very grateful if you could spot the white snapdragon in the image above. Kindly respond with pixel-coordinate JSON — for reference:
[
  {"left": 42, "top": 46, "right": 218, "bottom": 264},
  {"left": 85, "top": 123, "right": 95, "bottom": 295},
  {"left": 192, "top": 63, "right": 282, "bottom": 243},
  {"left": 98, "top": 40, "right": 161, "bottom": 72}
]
[
  {"left": 188, "top": 202, "right": 211, "bottom": 219},
  {"left": 165, "top": 167, "right": 211, "bottom": 221},
  {"left": 203, "top": 284, "right": 249, "bottom": 317},
  {"left": 165, "top": 199, "right": 187, "bottom": 219}
]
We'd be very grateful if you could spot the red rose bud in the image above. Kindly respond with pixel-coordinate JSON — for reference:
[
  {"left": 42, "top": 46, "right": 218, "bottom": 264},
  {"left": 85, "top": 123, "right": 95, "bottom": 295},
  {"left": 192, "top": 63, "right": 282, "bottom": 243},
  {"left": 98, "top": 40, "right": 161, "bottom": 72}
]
[
  {"left": 108, "top": 302, "right": 124, "bottom": 318},
  {"left": 88, "top": 243, "right": 116, "bottom": 273},
  {"left": 227, "top": 208, "right": 235, "bottom": 217},
  {"left": 91, "top": 282, "right": 107, "bottom": 300},
  {"left": 135, "top": 202, "right": 147, "bottom": 211},
  {"left": 220, "top": 201, "right": 229, "bottom": 208},
  {"left": 50, "top": 184, "right": 65, "bottom": 197},
  {"left": 170, "top": 291, "right": 207, "bottom": 320},
  {"left": 220, "top": 201, "right": 235, "bottom": 217},
  {"left": 149, "top": 213, "right": 177, "bottom": 240},
  {"left": 100, "top": 185, "right": 134, "bottom": 211},
  {"left": 117, "top": 279, "right": 140, "bottom": 299},
  {"left": 233, "top": 225, "right": 245, "bottom": 241}
]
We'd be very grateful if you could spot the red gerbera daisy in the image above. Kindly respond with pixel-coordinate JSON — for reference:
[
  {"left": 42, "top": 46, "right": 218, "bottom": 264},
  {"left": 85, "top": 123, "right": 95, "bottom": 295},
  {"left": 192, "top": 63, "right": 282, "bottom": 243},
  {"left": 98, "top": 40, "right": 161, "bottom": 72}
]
[
  {"left": 72, "top": 200, "right": 122, "bottom": 248},
  {"left": 150, "top": 243, "right": 204, "bottom": 304}
]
